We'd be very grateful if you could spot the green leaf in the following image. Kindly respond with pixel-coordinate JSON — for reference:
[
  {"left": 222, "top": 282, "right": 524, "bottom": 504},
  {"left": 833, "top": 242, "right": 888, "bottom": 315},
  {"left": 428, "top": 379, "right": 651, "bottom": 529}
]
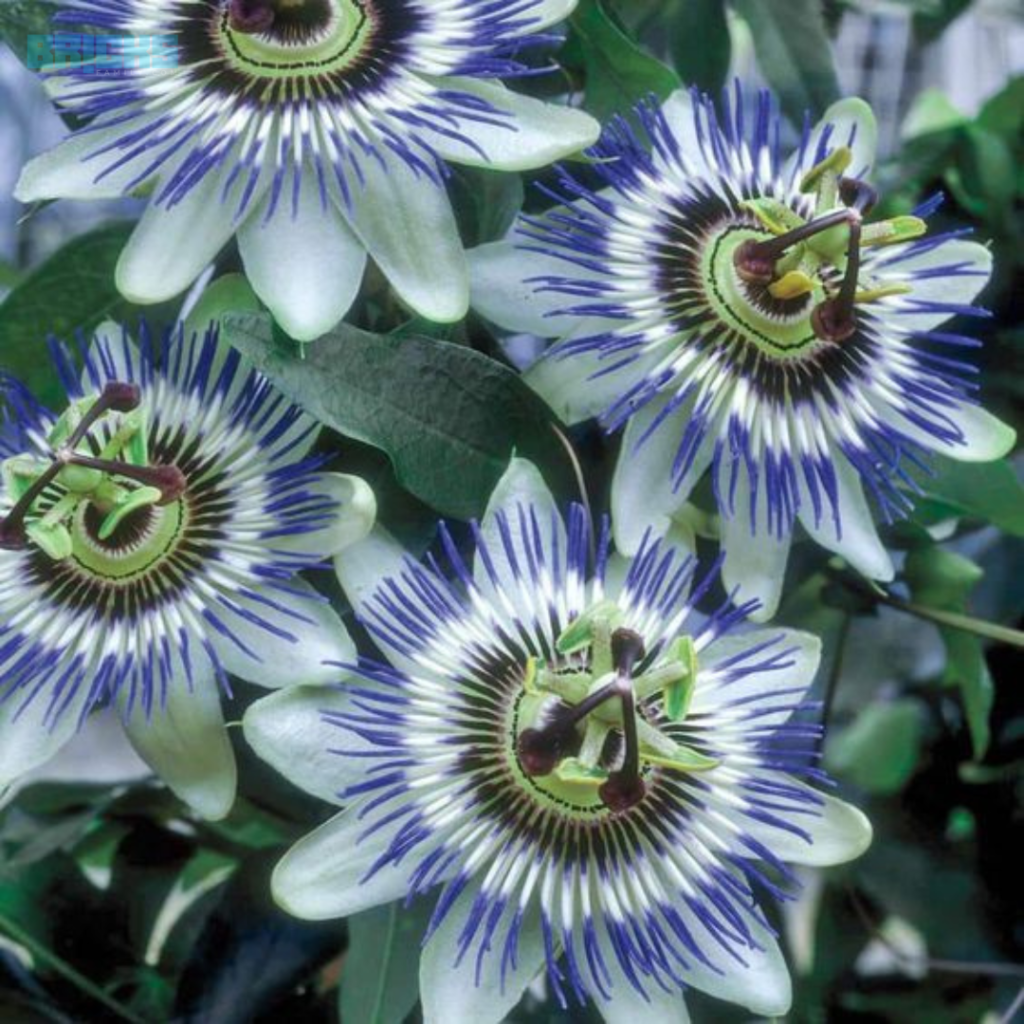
[
  {"left": 666, "top": 0, "right": 732, "bottom": 94},
  {"left": 340, "top": 899, "right": 433, "bottom": 1024},
  {"left": 825, "top": 700, "right": 923, "bottom": 794},
  {"left": 221, "top": 313, "right": 566, "bottom": 519},
  {"left": 977, "top": 76, "right": 1024, "bottom": 143},
  {"left": 731, "top": 0, "right": 841, "bottom": 123},
  {"left": 912, "top": 457, "right": 1024, "bottom": 536},
  {"left": 904, "top": 546, "right": 993, "bottom": 758},
  {"left": 0, "top": 222, "right": 135, "bottom": 405},
  {"left": 567, "top": 0, "right": 681, "bottom": 124},
  {"left": 0, "top": 0, "right": 61, "bottom": 67},
  {"left": 449, "top": 166, "right": 525, "bottom": 247}
]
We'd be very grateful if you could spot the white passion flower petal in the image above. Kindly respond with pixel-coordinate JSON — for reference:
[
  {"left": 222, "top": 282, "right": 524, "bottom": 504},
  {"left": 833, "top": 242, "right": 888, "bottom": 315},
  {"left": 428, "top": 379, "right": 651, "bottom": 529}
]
[
  {"left": 0, "top": 679, "right": 91, "bottom": 792},
  {"left": 119, "top": 663, "right": 237, "bottom": 822},
  {"left": 419, "top": 883, "right": 547, "bottom": 1024},
  {"left": 341, "top": 155, "right": 468, "bottom": 323},
  {"left": 418, "top": 76, "right": 600, "bottom": 172},
  {"left": 272, "top": 807, "right": 444, "bottom": 921},
  {"left": 267, "top": 473, "right": 377, "bottom": 559},
  {"left": 116, "top": 166, "right": 256, "bottom": 305},
  {"left": 472, "top": 457, "right": 565, "bottom": 609},
  {"left": 243, "top": 684, "right": 372, "bottom": 806},
  {"left": 785, "top": 96, "right": 879, "bottom": 185},
  {"left": 206, "top": 578, "right": 356, "bottom": 689},
  {"left": 15, "top": 116, "right": 164, "bottom": 202},
  {"left": 612, "top": 394, "right": 713, "bottom": 556},
  {"left": 238, "top": 172, "right": 368, "bottom": 343}
]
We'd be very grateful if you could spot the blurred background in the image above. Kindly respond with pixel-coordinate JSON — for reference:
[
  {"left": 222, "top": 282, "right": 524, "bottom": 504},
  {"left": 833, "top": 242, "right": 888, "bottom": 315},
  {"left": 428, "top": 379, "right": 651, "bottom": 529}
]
[{"left": 0, "top": 1, "right": 1022, "bottom": 1022}]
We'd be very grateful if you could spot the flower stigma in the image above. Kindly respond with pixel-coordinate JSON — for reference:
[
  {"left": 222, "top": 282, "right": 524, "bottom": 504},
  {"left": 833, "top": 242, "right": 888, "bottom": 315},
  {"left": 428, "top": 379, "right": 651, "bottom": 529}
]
[{"left": 513, "top": 601, "right": 718, "bottom": 816}]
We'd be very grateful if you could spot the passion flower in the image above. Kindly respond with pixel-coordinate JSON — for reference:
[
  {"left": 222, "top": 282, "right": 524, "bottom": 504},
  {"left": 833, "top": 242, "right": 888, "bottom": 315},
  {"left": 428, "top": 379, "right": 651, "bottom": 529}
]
[
  {"left": 244, "top": 458, "right": 871, "bottom": 1022},
  {"left": 0, "top": 321, "right": 375, "bottom": 817},
  {"left": 469, "top": 89, "right": 1016, "bottom": 618},
  {"left": 16, "top": 0, "right": 599, "bottom": 340}
]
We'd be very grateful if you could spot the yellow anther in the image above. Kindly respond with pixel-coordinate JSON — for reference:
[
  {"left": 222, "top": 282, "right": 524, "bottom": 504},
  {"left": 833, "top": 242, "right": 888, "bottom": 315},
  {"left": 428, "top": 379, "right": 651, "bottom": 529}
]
[
  {"left": 800, "top": 145, "right": 853, "bottom": 193},
  {"left": 769, "top": 270, "right": 816, "bottom": 300}
]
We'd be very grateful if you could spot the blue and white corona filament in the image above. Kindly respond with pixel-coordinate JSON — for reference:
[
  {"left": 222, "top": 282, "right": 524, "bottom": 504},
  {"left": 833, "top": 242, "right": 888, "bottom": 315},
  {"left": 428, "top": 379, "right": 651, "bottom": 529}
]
[
  {"left": 469, "top": 89, "right": 1016, "bottom": 618},
  {"left": 245, "top": 460, "right": 871, "bottom": 1023},
  {"left": 15, "top": 0, "right": 598, "bottom": 340},
  {"left": 0, "top": 322, "right": 375, "bottom": 818}
]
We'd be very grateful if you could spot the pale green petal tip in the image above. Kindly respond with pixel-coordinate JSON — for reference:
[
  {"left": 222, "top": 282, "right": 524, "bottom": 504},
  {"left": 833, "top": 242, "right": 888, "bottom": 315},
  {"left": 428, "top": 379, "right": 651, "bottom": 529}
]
[
  {"left": 488, "top": 456, "right": 555, "bottom": 517},
  {"left": 812, "top": 798, "right": 874, "bottom": 866},
  {"left": 169, "top": 767, "right": 237, "bottom": 822},
  {"left": 955, "top": 408, "right": 1017, "bottom": 463},
  {"left": 324, "top": 472, "right": 378, "bottom": 555},
  {"left": 270, "top": 850, "right": 320, "bottom": 919}
]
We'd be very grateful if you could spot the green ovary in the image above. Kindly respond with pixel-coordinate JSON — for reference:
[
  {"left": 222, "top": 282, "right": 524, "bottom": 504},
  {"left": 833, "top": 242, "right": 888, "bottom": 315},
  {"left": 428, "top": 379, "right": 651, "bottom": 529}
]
[
  {"left": 69, "top": 500, "right": 186, "bottom": 583},
  {"left": 221, "top": 0, "right": 373, "bottom": 76}
]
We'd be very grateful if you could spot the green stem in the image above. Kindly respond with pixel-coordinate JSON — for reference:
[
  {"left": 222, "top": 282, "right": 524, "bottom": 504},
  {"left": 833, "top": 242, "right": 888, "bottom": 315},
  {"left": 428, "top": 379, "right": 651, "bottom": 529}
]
[
  {"left": 833, "top": 569, "right": 1024, "bottom": 649},
  {"left": 0, "top": 910, "right": 145, "bottom": 1024},
  {"left": 877, "top": 593, "right": 1024, "bottom": 648}
]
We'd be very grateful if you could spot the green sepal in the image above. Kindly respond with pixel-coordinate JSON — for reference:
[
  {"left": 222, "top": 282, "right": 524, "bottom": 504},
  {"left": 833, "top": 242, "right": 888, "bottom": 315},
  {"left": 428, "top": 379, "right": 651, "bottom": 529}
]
[
  {"left": 555, "top": 599, "right": 622, "bottom": 656},
  {"left": 662, "top": 636, "right": 698, "bottom": 722},
  {"left": 644, "top": 743, "right": 719, "bottom": 773}
]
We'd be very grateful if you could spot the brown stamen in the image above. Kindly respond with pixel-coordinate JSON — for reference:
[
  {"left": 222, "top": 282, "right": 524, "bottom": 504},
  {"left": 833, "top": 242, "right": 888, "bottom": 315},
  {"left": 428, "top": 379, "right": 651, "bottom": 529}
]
[
  {"left": 229, "top": 0, "right": 276, "bottom": 33},
  {"left": 63, "top": 454, "right": 187, "bottom": 505},
  {"left": 839, "top": 177, "right": 878, "bottom": 215},
  {"left": 734, "top": 209, "right": 855, "bottom": 285},
  {"left": 811, "top": 217, "right": 863, "bottom": 343}
]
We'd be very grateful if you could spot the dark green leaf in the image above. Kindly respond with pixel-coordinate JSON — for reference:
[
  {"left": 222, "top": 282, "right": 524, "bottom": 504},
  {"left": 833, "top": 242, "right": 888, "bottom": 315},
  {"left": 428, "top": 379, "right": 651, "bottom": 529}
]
[
  {"left": 567, "top": 0, "right": 681, "bottom": 123},
  {"left": 449, "top": 166, "right": 525, "bottom": 247},
  {"left": 0, "top": 222, "right": 135, "bottom": 405},
  {"left": 0, "top": 1, "right": 61, "bottom": 67},
  {"left": 912, "top": 456, "right": 1024, "bottom": 536},
  {"left": 173, "top": 851, "right": 343, "bottom": 1024},
  {"left": 667, "top": 0, "right": 731, "bottom": 94},
  {"left": 222, "top": 313, "right": 567, "bottom": 519},
  {"left": 911, "top": 0, "right": 972, "bottom": 44},
  {"left": 825, "top": 700, "right": 924, "bottom": 794},
  {"left": 731, "top": 0, "right": 841, "bottom": 123},
  {"left": 339, "top": 900, "right": 433, "bottom": 1024}
]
